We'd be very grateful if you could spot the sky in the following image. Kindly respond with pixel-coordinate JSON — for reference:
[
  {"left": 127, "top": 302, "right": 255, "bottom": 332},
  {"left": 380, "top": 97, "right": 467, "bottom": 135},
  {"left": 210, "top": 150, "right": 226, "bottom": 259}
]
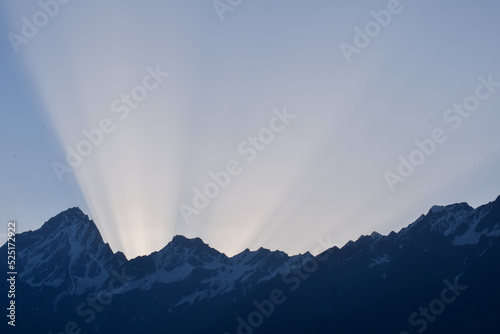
[{"left": 1, "top": 0, "right": 499, "bottom": 259}]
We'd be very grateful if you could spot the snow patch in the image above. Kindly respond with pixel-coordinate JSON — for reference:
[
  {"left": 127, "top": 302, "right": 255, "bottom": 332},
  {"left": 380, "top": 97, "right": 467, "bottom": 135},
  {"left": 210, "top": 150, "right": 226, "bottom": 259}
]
[{"left": 368, "top": 254, "right": 390, "bottom": 268}]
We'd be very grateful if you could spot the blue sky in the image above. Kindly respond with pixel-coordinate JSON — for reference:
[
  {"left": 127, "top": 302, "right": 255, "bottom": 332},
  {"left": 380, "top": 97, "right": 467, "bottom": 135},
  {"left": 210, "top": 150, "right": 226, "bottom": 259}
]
[{"left": 1, "top": 0, "right": 500, "bottom": 259}]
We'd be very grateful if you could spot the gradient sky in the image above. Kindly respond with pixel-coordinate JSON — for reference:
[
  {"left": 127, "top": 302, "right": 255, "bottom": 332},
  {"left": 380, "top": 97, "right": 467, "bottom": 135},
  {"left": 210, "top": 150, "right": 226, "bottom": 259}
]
[{"left": 1, "top": 0, "right": 499, "bottom": 259}]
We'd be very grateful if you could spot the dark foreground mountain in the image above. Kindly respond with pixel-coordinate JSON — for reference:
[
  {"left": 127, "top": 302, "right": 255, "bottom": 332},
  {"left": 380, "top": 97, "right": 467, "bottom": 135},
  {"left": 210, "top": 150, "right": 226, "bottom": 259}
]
[{"left": 2, "top": 195, "right": 500, "bottom": 333}]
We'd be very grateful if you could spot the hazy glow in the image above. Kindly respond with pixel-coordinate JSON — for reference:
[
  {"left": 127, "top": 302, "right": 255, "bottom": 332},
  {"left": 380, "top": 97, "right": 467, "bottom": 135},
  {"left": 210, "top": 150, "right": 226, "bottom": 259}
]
[{"left": 1, "top": 1, "right": 500, "bottom": 258}]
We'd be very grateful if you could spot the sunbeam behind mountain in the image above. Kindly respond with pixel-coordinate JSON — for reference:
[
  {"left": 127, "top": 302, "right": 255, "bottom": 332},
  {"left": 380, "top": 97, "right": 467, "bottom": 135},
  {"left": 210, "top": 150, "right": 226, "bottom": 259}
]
[{"left": 2, "top": 195, "right": 500, "bottom": 333}]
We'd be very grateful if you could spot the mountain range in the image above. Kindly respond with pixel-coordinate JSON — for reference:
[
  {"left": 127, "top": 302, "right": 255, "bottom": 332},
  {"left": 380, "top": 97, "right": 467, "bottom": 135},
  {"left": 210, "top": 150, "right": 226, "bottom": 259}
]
[{"left": 2, "top": 195, "right": 500, "bottom": 333}]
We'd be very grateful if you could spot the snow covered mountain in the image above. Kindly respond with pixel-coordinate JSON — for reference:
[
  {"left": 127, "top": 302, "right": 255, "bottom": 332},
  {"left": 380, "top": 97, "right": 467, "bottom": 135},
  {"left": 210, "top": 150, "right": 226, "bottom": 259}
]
[
  {"left": 13, "top": 208, "right": 126, "bottom": 295},
  {"left": 212, "top": 195, "right": 500, "bottom": 333},
  {"left": 120, "top": 234, "right": 309, "bottom": 312},
  {"left": 2, "top": 195, "right": 500, "bottom": 333},
  {"left": 1, "top": 207, "right": 310, "bottom": 333}
]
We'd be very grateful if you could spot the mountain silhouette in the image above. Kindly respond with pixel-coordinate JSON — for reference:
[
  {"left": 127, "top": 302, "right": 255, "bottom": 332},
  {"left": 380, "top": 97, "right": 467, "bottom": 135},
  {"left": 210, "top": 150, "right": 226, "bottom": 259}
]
[{"left": 2, "top": 195, "right": 500, "bottom": 333}]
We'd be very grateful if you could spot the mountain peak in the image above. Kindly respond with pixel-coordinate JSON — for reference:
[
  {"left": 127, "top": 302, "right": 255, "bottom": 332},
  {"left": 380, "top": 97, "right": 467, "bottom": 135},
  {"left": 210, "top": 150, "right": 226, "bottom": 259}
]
[
  {"left": 169, "top": 235, "right": 206, "bottom": 248},
  {"left": 427, "top": 202, "right": 472, "bottom": 215},
  {"left": 45, "top": 206, "right": 90, "bottom": 225},
  {"left": 9, "top": 207, "right": 121, "bottom": 294},
  {"left": 429, "top": 205, "right": 445, "bottom": 213},
  {"left": 58, "top": 206, "right": 87, "bottom": 220},
  {"left": 39, "top": 206, "right": 98, "bottom": 237},
  {"left": 65, "top": 206, "right": 85, "bottom": 214}
]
